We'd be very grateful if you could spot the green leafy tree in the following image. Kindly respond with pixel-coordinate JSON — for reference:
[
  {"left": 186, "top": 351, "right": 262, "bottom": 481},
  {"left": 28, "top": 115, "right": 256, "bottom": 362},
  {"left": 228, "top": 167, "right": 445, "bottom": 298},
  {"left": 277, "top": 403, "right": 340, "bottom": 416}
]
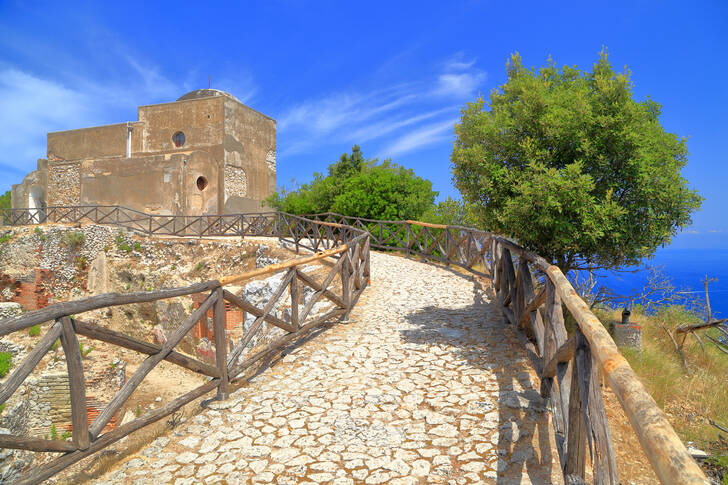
[
  {"left": 0, "top": 191, "right": 10, "bottom": 210},
  {"left": 451, "top": 50, "right": 702, "bottom": 272},
  {"left": 267, "top": 146, "right": 437, "bottom": 221},
  {"left": 422, "top": 197, "right": 477, "bottom": 227},
  {"left": 328, "top": 145, "right": 365, "bottom": 179}
]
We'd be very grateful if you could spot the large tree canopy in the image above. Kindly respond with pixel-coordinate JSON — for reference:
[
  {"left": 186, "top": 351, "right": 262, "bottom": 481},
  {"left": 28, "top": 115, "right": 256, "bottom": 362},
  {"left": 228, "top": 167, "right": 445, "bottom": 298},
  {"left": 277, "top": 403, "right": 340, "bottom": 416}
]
[
  {"left": 266, "top": 146, "right": 437, "bottom": 221},
  {"left": 451, "top": 50, "right": 702, "bottom": 272}
]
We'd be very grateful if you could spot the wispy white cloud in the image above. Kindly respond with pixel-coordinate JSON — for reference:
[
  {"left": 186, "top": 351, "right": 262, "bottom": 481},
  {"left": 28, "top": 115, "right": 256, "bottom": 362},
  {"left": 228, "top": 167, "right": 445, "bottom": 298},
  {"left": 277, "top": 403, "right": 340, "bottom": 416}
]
[
  {"left": 0, "top": 68, "right": 91, "bottom": 170},
  {"left": 381, "top": 119, "right": 458, "bottom": 157},
  {"left": 347, "top": 107, "right": 454, "bottom": 143},
  {"left": 433, "top": 52, "right": 486, "bottom": 98},
  {"left": 278, "top": 54, "right": 485, "bottom": 158},
  {"left": 434, "top": 72, "right": 486, "bottom": 98},
  {"left": 278, "top": 84, "right": 426, "bottom": 155}
]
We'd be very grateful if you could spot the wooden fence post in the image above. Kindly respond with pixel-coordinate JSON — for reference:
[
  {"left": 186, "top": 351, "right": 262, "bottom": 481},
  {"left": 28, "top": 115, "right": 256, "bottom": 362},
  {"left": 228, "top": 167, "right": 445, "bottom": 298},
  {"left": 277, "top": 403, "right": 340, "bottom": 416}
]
[
  {"left": 565, "top": 351, "right": 587, "bottom": 480},
  {"left": 59, "top": 317, "right": 90, "bottom": 450},
  {"left": 341, "top": 252, "right": 351, "bottom": 318},
  {"left": 541, "top": 280, "right": 569, "bottom": 462},
  {"left": 290, "top": 275, "right": 300, "bottom": 329},
  {"left": 575, "top": 327, "right": 619, "bottom": 484},
  {"left": 213, "top": 287, "right": 229, "bottom": 400}
]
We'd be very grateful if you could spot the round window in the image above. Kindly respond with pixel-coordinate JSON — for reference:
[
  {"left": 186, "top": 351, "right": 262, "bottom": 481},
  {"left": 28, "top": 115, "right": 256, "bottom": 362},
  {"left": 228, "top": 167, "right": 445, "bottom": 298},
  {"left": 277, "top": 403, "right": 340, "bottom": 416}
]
[
  {"left": 196, "top": 176, "right": 208, "bottom": 191},
  {"left": 172, "top": 131, "right": 186, "bottom": 147}
]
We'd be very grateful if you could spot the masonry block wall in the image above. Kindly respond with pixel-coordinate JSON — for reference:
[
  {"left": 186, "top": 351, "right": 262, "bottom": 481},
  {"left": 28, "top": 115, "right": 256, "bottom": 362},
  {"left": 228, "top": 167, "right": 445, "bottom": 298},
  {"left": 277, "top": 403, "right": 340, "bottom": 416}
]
[
  {"left": 0, "top": 268, "right": 53, "bottom": 310},
  {"left": 26, "top": 371, "right": 121, "bottom": 437},
  {"left": 191, "top": 292, "right": 244, "bottom": 340}
]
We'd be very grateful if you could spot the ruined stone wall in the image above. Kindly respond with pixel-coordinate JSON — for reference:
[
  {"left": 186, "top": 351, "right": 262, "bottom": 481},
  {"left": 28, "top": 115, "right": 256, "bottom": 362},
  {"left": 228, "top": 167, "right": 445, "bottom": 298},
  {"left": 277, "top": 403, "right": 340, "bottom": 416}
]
[
  {"left": 223, "top": 99, "right": 276, "bottom": 213},
  {"left": 0, "top": 269, "right": 53, "bottom": 311},
  {"left": 46, "top": 161, "right": 81, "bottom": 206},
  {"left": 11, "top": 159, "right": 47, "bottom": 210},
  {"left": 10, "top": 369, "right": 124, "bottom": 437},
  {"left": 46, "top": 122, "right": 142, "bottom": 161},
  {"left": 224, "top": 164, "right": 248, "bottom": 200}
]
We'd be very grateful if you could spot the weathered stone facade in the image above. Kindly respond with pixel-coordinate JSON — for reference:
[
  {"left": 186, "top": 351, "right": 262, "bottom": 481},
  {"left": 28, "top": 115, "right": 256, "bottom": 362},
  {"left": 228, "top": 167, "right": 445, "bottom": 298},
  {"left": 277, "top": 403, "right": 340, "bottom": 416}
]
[
  {"left": 46, "top": 161, "right": 81, "bottom": 206},
  {"left": 12, "top": 89, "right": 276, "bottom": 216},
  {"left": 224, "top": 164, "right": 248, "bottom": 200}
]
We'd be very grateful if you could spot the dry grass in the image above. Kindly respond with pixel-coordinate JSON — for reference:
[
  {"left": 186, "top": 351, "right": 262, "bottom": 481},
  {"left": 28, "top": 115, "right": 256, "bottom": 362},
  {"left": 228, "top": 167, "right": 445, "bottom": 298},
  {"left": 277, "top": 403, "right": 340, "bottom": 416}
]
[{"left": 614, "top": 307, "right": 728, "bottom": 453}]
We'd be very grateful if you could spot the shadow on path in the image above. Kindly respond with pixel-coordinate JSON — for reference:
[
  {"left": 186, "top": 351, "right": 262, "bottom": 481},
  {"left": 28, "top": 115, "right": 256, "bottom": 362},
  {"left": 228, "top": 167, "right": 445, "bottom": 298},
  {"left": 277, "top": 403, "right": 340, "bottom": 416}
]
[{"left": 400, "top": 279, "right": 560, "bottom": 484}]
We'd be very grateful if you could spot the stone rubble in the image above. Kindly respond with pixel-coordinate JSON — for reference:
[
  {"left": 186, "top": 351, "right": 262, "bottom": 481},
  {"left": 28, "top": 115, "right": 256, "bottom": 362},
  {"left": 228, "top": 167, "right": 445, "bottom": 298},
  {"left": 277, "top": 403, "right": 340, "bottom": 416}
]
[{"left": 80, "top": 252, "right": 562, "bottom": 484}]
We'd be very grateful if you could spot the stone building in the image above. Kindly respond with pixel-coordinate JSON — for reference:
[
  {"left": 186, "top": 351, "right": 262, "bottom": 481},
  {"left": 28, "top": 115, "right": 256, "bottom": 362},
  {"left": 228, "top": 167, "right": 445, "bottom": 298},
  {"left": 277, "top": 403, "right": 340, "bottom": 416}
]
[{"left": 11, "top": 89, "right": 276, "bottom": 215}]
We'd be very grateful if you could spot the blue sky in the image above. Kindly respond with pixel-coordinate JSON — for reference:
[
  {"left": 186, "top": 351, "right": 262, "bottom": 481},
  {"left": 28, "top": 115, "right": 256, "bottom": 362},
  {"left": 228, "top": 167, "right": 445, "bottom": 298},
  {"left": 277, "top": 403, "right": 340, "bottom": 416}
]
[{"left": 1, "top": 1, "right": 726, "bottom": 248}]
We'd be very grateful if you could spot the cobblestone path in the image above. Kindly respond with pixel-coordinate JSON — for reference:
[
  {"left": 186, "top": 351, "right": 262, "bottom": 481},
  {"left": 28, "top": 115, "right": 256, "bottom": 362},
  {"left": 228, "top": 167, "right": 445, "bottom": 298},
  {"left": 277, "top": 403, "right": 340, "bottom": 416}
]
[{"left": 91, "top": 252, "right": 563, "bottom": 485}]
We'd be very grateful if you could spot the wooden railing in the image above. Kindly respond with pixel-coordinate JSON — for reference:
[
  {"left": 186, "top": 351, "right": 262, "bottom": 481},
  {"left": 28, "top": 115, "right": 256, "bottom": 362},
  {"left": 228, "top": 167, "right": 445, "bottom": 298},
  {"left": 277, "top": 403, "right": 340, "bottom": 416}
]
[
  {"left": 0, "top": 205, "right": 279, "bottom": 237},
  {"left": 305, "top": 212, "right": 708, "bottom": 485},
  {"left": 0, "top": 215, "right": 370, "bottom": 484}
]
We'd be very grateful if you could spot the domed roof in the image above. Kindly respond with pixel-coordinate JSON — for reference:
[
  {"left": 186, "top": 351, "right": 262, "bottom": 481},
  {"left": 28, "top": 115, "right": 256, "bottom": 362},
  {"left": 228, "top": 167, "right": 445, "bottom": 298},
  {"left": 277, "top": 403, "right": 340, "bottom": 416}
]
[{"left": 177, "top": 89, "right": 242, "bottom": 104}]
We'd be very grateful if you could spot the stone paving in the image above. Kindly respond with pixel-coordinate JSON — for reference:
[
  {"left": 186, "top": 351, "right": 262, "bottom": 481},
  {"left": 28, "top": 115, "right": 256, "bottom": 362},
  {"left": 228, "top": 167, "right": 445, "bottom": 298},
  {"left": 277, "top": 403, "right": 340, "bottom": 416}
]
[{"left": 90, "top": 252, "right": 563, "bottom": 485}]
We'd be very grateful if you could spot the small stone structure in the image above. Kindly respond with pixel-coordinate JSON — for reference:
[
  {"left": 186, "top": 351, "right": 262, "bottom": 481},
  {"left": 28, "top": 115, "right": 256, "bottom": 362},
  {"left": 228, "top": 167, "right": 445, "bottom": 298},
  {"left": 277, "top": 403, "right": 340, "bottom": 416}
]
[
  {"left": 614, "top": 310, "right": 642, "bottom": 350},
  {"left": 12, "top": 89, "right": 276, "bottom": 216}
]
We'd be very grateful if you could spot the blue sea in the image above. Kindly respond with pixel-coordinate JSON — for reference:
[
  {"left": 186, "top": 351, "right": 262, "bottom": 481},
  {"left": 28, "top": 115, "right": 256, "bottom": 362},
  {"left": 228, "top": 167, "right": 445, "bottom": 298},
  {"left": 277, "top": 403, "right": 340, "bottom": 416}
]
[{"left": 598, "top": 247, "right": 728, "bottom": 318}]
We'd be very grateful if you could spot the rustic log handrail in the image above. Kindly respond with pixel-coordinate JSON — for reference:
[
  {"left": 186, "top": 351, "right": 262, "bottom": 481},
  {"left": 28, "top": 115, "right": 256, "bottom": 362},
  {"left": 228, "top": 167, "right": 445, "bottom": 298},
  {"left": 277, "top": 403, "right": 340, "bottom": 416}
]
[
  {"left": 0, "top": 213, "right": 370, "bottom": 484},
  {"left": 301, "top": 212, "right": 708, "bottom": 485}
]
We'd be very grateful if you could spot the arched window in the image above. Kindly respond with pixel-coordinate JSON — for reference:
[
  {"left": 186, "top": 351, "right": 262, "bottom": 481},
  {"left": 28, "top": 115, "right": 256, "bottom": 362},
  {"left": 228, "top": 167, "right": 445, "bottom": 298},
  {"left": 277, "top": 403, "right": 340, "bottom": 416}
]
[
  {"left": 172, "top": 131, "right": 186, "bottom": 147},
  {"left": 196, "top": 176, "right": 208, "bottom": 191}
]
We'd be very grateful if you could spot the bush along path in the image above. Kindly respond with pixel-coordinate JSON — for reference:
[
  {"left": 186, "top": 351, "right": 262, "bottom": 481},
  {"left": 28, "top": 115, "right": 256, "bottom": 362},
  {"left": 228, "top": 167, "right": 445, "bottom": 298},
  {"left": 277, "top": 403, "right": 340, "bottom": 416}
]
[{"left": 84, "top": 252, "right": 563, "bottom": 485}]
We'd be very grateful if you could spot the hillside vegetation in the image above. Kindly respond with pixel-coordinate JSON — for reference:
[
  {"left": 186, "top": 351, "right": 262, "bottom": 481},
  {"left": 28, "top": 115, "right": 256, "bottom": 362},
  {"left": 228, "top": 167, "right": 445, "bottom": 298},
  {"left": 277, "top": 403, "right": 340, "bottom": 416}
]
[
  {"left": 608, "top": 305, "right": 728, "bottom": 480},
  {"left": 0, "top": 190, "right": 9, "bottom": 210}
]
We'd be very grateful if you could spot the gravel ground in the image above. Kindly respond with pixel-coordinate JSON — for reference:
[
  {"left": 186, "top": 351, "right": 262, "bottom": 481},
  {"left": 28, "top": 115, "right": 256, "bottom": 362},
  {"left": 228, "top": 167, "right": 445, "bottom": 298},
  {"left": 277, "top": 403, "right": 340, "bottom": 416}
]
[{"left": 85, "top": 251, "right": 563, "bottom": 485}]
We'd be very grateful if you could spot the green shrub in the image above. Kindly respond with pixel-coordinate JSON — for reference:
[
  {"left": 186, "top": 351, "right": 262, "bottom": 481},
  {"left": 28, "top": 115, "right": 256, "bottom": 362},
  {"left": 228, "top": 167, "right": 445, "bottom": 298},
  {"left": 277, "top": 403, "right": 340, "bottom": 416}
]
[
  {"left": 195, "top": 262, "right": 203, "bottom": 271},
  {"left": 0, "top": 352, "right": 12, "bottom": 378},
  {"left": 76, "top": 255, "right": 88, "bottom": 269},
  {"left": 64, "top": 231, "right": 85, "bottom": 249},
  {"left": 133, "top": 241, "right": 141, "bottom": 251},
  {"left": 79, "top": 343, "right": 93, "bottom": 357},
  {"left": 34, "top": 227, "right": 46, "bottom": 241},
  {"left": 61, "top": 430, "right": 71, "bottom": 440},
  {"left": 28, "top": 325, "right": 41, "bottom": 337},
  {"left": 116, "top": 232, "right": 132, "bottom": 253},
  {"left": 50, "top": 424, "right": 58, "bottom": 440},
  {"left": 135, "top": 404, "right": 142, "bottom": 417},
  {"left": 0, "top": 233, "right": 12, "bottom": 244},
  {"left": 707, "top": 455, "right": 728, "bottom": 484},
  {"left": 0, "top": 403, "right": 5, "bottom": 415},
  {"left": 50, "top": 339, "right": 59, "bottom": 352}
]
